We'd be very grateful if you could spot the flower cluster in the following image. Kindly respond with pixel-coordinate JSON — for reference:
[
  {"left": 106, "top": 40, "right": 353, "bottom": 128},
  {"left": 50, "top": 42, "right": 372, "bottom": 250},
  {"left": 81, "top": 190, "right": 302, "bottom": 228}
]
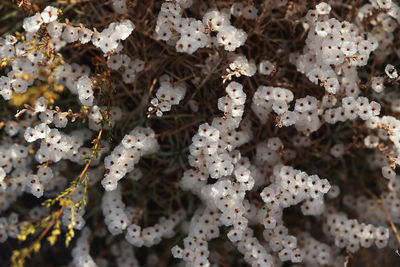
[
  {"left": 107, "top": 54, "right": 145, "bottom": 84},
  {"left": 148, "top": 75, "right": 186, "bottom": 117},
  {"left": 252, "top": 86, "right": 294, "bottom": 125},
  {"left": 326, "top": 212, "right": 389, "bottom": 252},
  {"left": 23, "top": 7, "right": 134, "bottom": 54},
  {"left": 125, "top": 210, "right": 184, "bottom": 247},
  {"left": 298, "top": 233, "right": 340, "bottom": 265},
  {"left": 0, "top": 213, "right": 20, "bottom": 243},
  {"left": 71, "top": 227, "right": 96, "bottom": 267},
  {"left": 155, "top": 1, "right": 248, "bottom": 54},
  {"left": 112, "top": 241, "right": 140, "bottom": 267},
  {"left": 227, "top": 54, "right": 257, "bottom": 78},
  {"left": 102, "top": 127, "right": 159, "bottom": 191}
]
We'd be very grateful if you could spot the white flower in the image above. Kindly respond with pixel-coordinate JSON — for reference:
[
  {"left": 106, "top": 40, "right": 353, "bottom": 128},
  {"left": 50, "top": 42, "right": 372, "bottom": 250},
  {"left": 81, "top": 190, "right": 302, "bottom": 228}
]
[
  {"left": 77, "top": 76, "right": 94, "bottom": 106},
  {"left": 234, "top": 166, "right": 250, "bottom": 182},
  {"left": 315, "top": 2, "right": 331, "bottom": 15},
  {"left": 24, "top": 127, "right": 38, "bottom": 142},
  {"left": 258, "top": 60, "right": 274, "bottom": 75},
  {"left": 0, "top": 168, "right": 5, "bottom": 182},
  {"left": 324, "top": 77, "right": 339, "bottom": 94},
  {"left": 23, "top": 13, "right": 43, "bottom": 33},
  {"left": 316, "top": 21, "right": 331, "bottom": 37},
  {"left": 371, "top": 77, "right": 384, "bottom": 93},
  {"left": 34, "top": 97, "right": 47, "bottom": 112},
  {"left": 385, "top": 64, "right": 398, "bottom": 79},
  {"left": 41, "top": 6, "right": 58, "bottom": 23}
]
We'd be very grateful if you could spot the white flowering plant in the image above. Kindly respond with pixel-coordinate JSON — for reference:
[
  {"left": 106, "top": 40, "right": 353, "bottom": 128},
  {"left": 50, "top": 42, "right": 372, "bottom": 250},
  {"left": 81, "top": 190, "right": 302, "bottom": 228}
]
[{"left": 1, "top": 0, "right": 400, "bottom": 266}]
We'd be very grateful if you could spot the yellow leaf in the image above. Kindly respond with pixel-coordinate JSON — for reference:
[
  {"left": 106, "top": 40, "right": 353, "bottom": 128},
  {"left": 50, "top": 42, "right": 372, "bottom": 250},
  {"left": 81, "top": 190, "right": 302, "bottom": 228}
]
[
  {"left": 53, "top": 83, "right": 64, "bottom": 92},
  {"left": 47, "top": 235, "right": 57, "bottom": 246},
  {"left": 33, "top": 241, "right": 41, "bottom": 253}
]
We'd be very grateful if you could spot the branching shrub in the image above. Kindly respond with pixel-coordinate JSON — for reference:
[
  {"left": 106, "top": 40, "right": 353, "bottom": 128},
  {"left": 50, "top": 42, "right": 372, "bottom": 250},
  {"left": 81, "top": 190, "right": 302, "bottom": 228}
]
[{"left": 0, "top": 0, "right": 400, "bottom": 266}]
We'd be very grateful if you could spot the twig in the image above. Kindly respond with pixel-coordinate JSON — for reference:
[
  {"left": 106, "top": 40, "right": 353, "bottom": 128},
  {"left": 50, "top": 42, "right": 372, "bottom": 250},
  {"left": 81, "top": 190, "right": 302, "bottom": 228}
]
[{"left": 12, "top": 56, "right": 114, "bottom": 267}]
